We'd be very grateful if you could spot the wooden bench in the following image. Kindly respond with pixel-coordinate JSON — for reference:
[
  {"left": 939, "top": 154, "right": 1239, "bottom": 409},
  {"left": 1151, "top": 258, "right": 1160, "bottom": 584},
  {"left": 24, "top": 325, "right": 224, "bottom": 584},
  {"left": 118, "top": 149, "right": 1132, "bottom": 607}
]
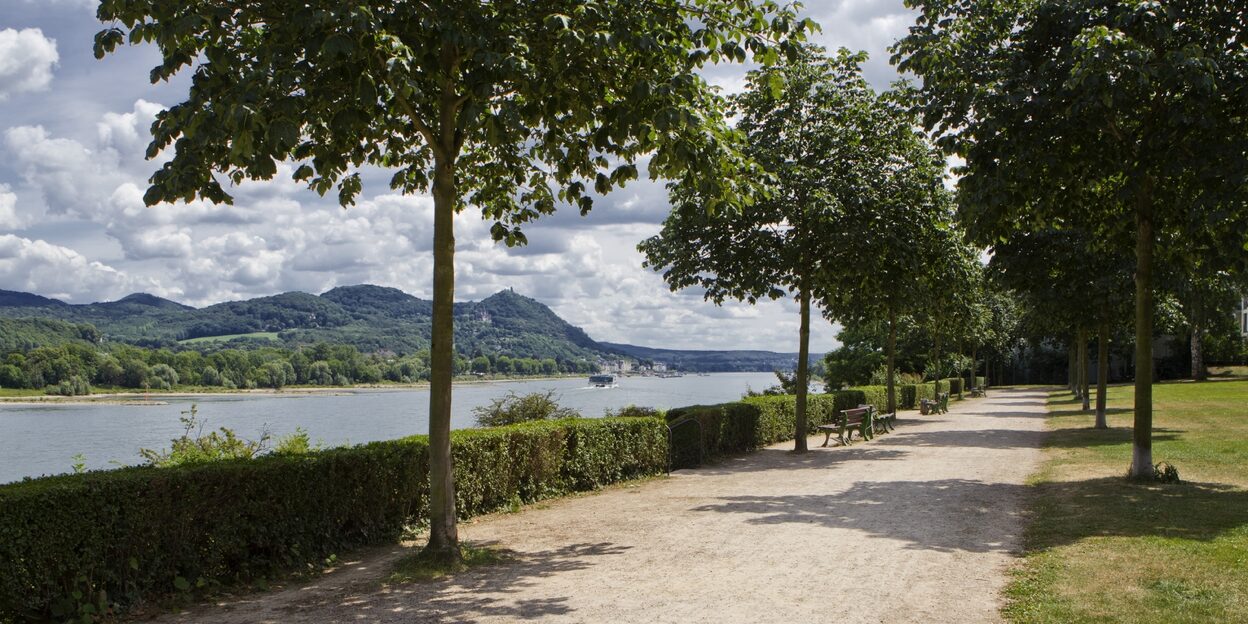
[
  {"left": 869, "top": 404, "right": 897, "bottom": 433},
  {"left": 818, "top": 406, "right": 872, "bottom": 447},
  {"left": 920, "top": 392, "right": 950, "bottom": 415},
  {"left": 970, "top": 385, "right": 987, "bottom": 398}
]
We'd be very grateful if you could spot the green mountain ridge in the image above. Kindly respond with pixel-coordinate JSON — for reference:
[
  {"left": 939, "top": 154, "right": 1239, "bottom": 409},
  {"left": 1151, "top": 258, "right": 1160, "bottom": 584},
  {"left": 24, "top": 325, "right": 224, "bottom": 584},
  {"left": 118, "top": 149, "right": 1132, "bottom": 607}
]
[{"left": 0, "top": 286, "right": 808, "bottom": 370}]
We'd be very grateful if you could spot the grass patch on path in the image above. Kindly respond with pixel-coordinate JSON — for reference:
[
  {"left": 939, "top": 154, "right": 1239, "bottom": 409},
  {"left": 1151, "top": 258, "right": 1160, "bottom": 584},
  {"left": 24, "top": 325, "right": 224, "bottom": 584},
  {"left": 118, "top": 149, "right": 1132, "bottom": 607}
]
[
  {"left": 1004, "top": 381, "right": 1248, "bottom": 623},
  {"left": 386, "top": 544, "right": 510, "bottom": 584}
]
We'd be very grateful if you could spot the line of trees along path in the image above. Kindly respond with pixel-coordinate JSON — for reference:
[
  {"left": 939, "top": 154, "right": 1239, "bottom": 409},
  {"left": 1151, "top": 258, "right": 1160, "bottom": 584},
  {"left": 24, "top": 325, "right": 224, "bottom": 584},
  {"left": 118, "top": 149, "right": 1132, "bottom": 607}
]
[
  {"left": 895, "top": 0, "right": 1248, "bottom": 478},
  {"left": 95, "top": 0, "right": 816, "bottom": 562},
  {"left": 642, "top": 46, "right": 967, "bottom": 448}
]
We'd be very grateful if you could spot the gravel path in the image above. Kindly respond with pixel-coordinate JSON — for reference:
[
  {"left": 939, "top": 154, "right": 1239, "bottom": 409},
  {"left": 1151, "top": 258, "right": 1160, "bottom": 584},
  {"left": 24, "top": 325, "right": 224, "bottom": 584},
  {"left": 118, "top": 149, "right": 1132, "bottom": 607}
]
[{"left": 156, "top": 388, "right": 1049, "bottom": 624}]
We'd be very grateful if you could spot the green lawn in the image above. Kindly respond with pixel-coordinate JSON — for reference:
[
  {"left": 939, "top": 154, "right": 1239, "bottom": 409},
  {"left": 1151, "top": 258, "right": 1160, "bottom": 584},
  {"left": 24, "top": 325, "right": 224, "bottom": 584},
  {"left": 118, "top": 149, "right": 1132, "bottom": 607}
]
[
  {"left": 0, "top": 387, "right": 44, "bottom": 397},
  {"left": 1004, "top": 381, "right": 1248, "bottom": 623},
  {"left": 179, "top": 332, "right": 280, "bottom": 344}
]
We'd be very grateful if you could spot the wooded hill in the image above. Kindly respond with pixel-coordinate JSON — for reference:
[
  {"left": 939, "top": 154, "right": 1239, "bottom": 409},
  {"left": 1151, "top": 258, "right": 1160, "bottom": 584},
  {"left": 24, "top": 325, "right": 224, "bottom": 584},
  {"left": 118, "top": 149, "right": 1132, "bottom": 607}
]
[{"left": 0, "top": 286, "right": 806, "bottom": 371}]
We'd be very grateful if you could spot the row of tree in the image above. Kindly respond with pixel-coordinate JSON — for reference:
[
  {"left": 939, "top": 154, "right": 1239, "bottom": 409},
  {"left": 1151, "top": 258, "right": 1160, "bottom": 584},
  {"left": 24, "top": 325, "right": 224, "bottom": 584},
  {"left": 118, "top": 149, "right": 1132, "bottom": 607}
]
[
  {"left": 642, "top": 46, "right": 982, "bottom": 448},
  {"left": 98, "top": 0, "right": 1244, "bottom": 562},
  {"left": 0, "top": 341, "right": 588, "bottom": 395},
  {"left": 894, "top": 0, "right": 1248, "bottom": 477}
]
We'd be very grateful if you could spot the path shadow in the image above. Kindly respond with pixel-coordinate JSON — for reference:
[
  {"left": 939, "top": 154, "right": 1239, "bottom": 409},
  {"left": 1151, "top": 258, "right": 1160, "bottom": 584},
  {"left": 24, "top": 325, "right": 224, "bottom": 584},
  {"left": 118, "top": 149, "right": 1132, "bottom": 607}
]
[
  {"left": 682, "top": 445, "right": 910, "bottom": 476},
  {"left": 187, "top": 542, "right": 630, "bottom": 623},
  {"left": 690, "top": 478, "right": 1248, "bottom": 555},
  {"left": 877, "top": 427, "right": 1048, "bottom": 451}
]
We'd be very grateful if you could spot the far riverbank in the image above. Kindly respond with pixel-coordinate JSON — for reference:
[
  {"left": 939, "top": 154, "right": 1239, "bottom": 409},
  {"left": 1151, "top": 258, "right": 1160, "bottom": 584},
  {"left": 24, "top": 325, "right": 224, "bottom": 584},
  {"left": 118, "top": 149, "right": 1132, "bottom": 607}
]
[{"left": 0, "top": 373, "right": 598, "bottom": 406}]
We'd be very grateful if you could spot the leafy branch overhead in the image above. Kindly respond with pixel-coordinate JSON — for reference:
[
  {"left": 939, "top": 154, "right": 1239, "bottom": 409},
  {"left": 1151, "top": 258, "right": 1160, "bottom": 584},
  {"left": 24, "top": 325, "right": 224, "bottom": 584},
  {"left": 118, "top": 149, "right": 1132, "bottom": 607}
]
[{"left": 95, "top": 0, "right": 817, "bottom": 244}]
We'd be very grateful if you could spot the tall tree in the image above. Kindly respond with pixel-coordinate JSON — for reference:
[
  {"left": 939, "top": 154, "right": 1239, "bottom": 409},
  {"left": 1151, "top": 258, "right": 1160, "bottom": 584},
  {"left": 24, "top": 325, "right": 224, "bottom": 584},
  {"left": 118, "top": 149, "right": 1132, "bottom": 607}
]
[
  {"left": 96, "top": 0, "right": 812, "bottom": 559},
  {"left": 641, "top": 46, "right": 888, "bottom": 451},
  {"left": 820, "top": 104, "right": 958, "bottom": 414},
  {"left": 895, "top": 0, "right": 1248, "bottom": 478}
]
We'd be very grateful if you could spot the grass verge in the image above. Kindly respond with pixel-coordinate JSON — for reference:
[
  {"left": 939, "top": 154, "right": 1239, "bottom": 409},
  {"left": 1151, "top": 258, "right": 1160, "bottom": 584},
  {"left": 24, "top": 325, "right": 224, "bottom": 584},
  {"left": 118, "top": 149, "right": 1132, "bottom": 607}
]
[
  {"left": 1004, "top": 380, "right": 1248, "bottom": 623},
  {"left": 386, "top": 544, "right": 510, "bottom": 584}
]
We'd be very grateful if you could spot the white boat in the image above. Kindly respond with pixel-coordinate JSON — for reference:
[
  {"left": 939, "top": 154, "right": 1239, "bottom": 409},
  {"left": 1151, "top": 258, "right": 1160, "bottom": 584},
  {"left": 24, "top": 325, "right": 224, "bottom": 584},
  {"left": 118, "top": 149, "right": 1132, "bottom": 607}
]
[{"left": 589, "top": 374, "right": 616, "bottom": 388}]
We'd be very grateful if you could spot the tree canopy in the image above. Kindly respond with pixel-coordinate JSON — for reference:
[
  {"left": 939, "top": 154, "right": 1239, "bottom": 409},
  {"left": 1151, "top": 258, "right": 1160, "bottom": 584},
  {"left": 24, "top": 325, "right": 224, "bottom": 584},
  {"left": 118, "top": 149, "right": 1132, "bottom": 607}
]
[
  {"left": 642, "top": 46, "right": 907, "bottom": 449},
  {"left": 97, "top": 0, "right": 815, "bottom": 559},
  {"left": 894, "top": 0, "right": 1248, "bottom": 478}
]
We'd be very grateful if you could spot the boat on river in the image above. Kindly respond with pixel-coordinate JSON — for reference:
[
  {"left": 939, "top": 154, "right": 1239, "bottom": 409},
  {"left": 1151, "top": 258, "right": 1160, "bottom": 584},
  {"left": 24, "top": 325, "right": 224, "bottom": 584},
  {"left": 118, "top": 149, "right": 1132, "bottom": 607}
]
[{"left": 589, "top": 374, "right": 616, "bottom": 388}]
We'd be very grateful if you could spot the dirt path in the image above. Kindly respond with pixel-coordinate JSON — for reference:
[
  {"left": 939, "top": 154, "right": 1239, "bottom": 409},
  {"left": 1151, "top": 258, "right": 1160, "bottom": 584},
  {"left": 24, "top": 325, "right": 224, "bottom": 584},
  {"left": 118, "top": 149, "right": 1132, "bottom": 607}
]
[{"left": 156, "top": 388, "right": 1049, "bottom": 624}]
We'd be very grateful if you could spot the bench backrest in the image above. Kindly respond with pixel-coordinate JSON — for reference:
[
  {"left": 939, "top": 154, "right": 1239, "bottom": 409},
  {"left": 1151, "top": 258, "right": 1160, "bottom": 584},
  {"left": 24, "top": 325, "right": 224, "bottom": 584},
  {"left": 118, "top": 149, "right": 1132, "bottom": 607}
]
[{"left": 841, "top": 406, "right": 871, "bottom": 426}]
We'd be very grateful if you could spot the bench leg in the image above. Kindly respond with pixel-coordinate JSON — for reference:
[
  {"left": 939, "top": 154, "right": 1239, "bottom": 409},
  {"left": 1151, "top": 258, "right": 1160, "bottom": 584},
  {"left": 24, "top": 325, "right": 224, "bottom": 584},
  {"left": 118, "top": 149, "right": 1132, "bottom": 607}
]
[{"left": 822, "top": 431, "right": 832, "bottom": 448}]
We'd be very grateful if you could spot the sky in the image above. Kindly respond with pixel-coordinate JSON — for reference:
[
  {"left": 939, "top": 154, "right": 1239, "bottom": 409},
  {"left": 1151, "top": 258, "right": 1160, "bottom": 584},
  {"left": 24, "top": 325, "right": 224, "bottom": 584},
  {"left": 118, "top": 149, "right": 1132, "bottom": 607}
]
[{"left": 0, "top": 0, "right": 920, "bottom": 352}]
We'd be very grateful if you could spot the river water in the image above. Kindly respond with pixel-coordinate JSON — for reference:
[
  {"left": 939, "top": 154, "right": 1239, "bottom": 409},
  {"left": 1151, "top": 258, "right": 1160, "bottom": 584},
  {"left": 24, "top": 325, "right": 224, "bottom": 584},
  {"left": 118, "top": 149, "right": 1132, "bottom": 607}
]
[{"left": 0, "top": 372, "right": 779, "bottom": 484}]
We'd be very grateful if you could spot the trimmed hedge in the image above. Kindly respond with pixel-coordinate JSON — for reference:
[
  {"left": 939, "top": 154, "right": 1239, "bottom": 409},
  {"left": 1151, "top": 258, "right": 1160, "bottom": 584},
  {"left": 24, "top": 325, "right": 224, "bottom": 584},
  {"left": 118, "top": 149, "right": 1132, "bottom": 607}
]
[
  {"left": 666, "top": 392, "right": 864, "bottom": 469},
  {"left": 911, "top": 383, "right": 936, "bottom": 407},
  {"left": 847, "top": 384, "right": 945, "bottom": 411},
  {"left": 938, "top": 377, "right": 964, "bottom": 398},
  {"left": 0, "top": 417, "right": 665, "bottom": 622}
]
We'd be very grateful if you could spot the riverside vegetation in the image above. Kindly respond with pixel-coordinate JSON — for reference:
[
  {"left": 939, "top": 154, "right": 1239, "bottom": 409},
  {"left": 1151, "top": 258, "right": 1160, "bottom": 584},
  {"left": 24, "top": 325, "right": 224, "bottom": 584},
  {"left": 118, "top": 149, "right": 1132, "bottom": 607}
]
[{"left": 0, "top": 382, "right": 969, "bottom": 622}]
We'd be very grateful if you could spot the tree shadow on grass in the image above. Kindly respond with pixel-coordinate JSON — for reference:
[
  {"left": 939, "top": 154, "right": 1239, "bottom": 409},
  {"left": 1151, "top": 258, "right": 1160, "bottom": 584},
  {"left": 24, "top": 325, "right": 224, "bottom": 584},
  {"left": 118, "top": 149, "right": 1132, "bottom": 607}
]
[
  {"left": 208, "top": 542, "right": 631, "bottom": 623},
  {"left": 690, "top": 478, "right": 1248, "bottom": 555},
  {"left": 1042, "top": 426, "right": 1181, "bottom": 449},
  {"left": 1026, "top": 478, "right": 1248, "bottom": 550},
  {"left": 1048, "top": 406, "right": 1134, "bottom": 419}
]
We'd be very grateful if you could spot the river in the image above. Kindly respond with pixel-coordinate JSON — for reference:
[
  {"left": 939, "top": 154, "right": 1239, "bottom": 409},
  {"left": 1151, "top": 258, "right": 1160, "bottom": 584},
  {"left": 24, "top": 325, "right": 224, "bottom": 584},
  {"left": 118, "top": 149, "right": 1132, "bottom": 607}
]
[{"left": 0, "top": 372, "right": 781, "bottom": 484}]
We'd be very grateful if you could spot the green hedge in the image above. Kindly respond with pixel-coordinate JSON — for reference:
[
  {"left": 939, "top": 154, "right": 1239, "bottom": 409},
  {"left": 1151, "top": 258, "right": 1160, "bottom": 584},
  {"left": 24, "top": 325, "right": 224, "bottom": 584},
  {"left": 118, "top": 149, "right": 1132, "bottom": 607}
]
[
  {"left": 938, "top": 377, "right": 964, "bottom": 398},
  {"left": 975, "top": 376, "right": 986, "bottom": 388},
  {"left": 847, "top": 386, "right": 887, "bottom": 413},
  {"left": 0, "top": 417, "right": 665, "bottom": 622},
  {"left": 666, "top": 392, "right": 864, "bottom": 469},
  {"left": 910, "top": 383, "right": 936, "bottom": 407},
  {"left": 847, "top": 384, "right": 945, "bottom": 411}
]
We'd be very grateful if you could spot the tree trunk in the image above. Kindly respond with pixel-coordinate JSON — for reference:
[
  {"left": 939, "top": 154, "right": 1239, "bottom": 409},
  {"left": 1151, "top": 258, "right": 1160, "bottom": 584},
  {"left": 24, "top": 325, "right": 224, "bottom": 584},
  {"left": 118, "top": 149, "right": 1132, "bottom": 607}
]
[
  {"left": 1069, "top": 336, "right": 1078, "bottom": 397},
  {"left": 1191, "top": 303, "right": 1206, "bottom": 380},
  {"left": 887, "top": 307, "right": 897, "bottom": 414},
  {"left": 970, "top": 345, "right": 977, "bottom": 392},
  {"left": 1096, "top": 321, "right": 1109, "bottom": 429},
  {"left": 1079, "top": 327, "right": 1090, "bottom": 412},
  {"left": 1130, "top": 201, "right": 1155, "bottom": 479},
  {"left": 794, "top": 285, "right": 811, "bottom": 452},
  {"left": 423, "top": 154, "right": 461, "bottom": 563}
]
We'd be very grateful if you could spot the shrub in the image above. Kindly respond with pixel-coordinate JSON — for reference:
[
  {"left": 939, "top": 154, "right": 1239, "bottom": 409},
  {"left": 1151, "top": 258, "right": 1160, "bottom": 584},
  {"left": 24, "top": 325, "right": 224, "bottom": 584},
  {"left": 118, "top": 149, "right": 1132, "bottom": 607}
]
[
  {"left": 47, "top": 375, "right": 91, "bottom": 397},
  {"left": 603, "top": 405, "right": 662, "bottom": 419},
  {"left": 0, "top": 417, "right": 665, "bottom": 622},
  {"left": 473, "top": 390, "right": 579, "bottom": 427},
  {"left": 138, "top": 405, "right": 270, "bottom": 467}
]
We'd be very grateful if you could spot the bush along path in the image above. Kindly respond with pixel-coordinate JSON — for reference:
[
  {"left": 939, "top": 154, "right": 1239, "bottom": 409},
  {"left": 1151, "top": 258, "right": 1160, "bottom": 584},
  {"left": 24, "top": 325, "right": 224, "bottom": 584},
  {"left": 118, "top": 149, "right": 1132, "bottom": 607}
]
[{"left": 144, "top": 388, "right": 1046, "bottom": 624}]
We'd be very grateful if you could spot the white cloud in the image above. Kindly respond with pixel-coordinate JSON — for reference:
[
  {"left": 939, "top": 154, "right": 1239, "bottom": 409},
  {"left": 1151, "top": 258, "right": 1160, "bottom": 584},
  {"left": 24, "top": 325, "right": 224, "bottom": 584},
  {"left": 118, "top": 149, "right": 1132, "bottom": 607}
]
[
  {"left": 4, "top": 124, "right": 116, "bottom": 218},
  {"left": 0, "top": 185, "right": 24, "bottom": 229},
  {"left": 0, "top": 2, "right": 905, "bottom": 351},
  {"left": 0, "top": 234, "right": 133, "bottom": 301},
  {"left": 0, "top": 28, "right": 58, "bottom": 101}
]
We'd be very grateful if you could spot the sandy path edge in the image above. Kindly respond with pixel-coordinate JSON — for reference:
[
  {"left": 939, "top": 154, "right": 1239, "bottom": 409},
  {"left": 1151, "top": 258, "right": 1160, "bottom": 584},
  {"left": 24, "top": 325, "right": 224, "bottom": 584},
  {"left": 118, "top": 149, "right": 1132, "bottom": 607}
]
[{"left": 149, "top": 388, "right": 1049, "bottom": 624}]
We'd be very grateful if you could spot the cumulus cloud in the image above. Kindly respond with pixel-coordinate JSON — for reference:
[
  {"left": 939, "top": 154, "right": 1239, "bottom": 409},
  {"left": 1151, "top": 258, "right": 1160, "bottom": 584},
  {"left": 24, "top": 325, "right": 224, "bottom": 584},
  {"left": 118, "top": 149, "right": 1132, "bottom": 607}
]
[
  {"left": 0, "top": 0, "right": 909, "bottom": 351},
  {"left": 4, "top": 124, "right": 116, "bottom": 218},
  {"left": 0, "top": 28, "right": 58, "bottom": 101},
  {"left": 0, "top": 185, "right": 24, "bottom": 230},
  {"left": 0, "top": 235, "right": 133, "bottom": 301}
]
